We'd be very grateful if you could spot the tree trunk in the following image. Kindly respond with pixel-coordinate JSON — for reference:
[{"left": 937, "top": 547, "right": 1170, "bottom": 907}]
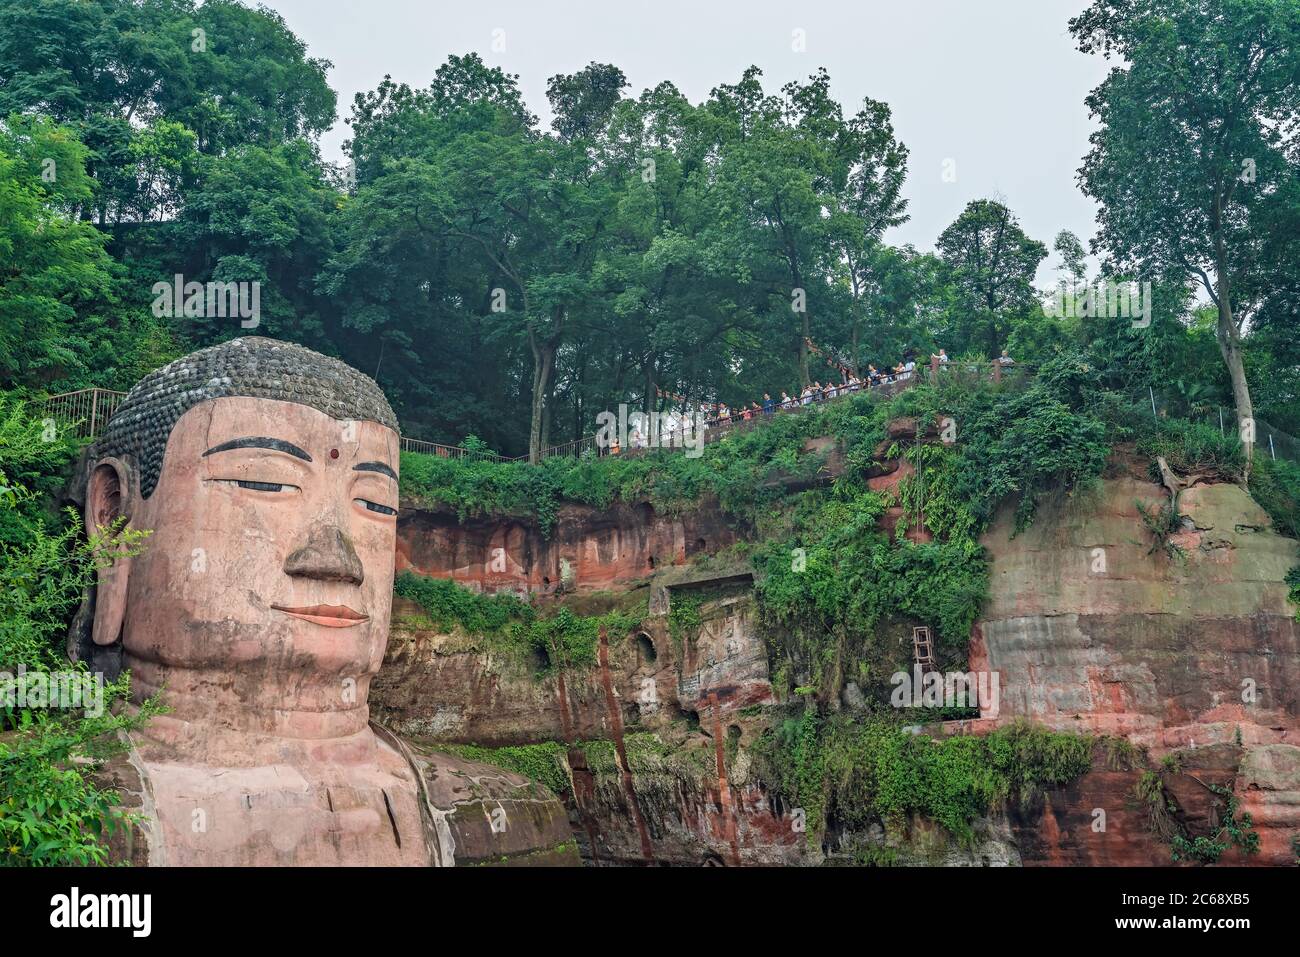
[
  {"left": 1214, "top": 272, "right": 1254, "bottom": 475},
  {"left": 850, "top": 299, "right": 861, "bottom": 377},
  {"left": 644, "top": 353, "right": 657, "bottom": 415},
  {"left": 793, "top": 262, "right": 810, "bottom": 387},
  {"left": 528, "top": 345, "right": 554, "bottom": 464},
  {"left": 540, "top": 377, "right": 555, "bottom": 451}
]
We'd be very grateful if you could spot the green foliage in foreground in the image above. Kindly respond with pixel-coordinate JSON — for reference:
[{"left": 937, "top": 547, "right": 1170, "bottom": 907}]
[
  {"left": 394, "top": 570, "right": 640, "bottom": 672},
  {"left": 400, "top": 394, "right": 856, "bottom": 534},
  {"left": 753, "top": 712, "right": 1095, "bottom": 846},
  {"left": 399, "top": 353, "right": 1115, "bottom": 546},
  {"left": 436, "top": 741, "right": 573, "bottom": 797},
  {"left": 435, "top": 733, "right": 708, "bottom": 801},
  {"left": 446, "top": 717, "right": 1096, "bottom": 854},
  {"left": 394, "top": 570, "right": 533, "bottom": 635},
  {"left": 1251, "top": 455, "right": 1300, "bottom": 539},
  {"left": 0, "top": 398, "right": 162, "bottom": 865},
  {"left": 1134, "top": 417, "right": 1245, "bottom": 482}
]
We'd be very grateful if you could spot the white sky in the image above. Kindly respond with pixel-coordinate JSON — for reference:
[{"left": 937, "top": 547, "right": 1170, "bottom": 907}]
[{"left": 257, "top": 0, "right": 1110, "bottom": 282}]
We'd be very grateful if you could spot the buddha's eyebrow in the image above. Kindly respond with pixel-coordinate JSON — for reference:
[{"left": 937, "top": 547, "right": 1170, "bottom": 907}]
[
  {"left": 202, "top": 437, "right": 313, "bottom": 461},
  {"left": 354, "top": 461, "right": 397, "bottom": 480}
]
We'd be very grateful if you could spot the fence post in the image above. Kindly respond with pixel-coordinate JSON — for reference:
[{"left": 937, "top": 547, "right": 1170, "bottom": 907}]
[
  {"left": 1270, "top": 433, "right": 1276, "bottom": 461},
  {"left": 1149, "top": 387, "right": 1157, "bottom": 418},
  {"left": 89, "top": 389, "right": 99, "bottom": 439}
]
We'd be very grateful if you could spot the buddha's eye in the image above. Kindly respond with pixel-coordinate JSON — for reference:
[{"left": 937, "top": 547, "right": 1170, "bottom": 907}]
[
  {"left": 356, "top": 498, "right": 397, "bottom": 516},
  {"left": 238, "top": 480, "right": 284, "bottom": 492},
  {"left": 219, "top": 479, "right": 296, "bottom": 493}
]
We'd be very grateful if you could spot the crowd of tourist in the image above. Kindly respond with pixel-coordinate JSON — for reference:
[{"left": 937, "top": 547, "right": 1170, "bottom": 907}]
[
  {"left": 698, "top": 347, "right": 1015, "bottom": 427},
  {"left": 616, "top": 347, "right": 1015, "bottom": 450}
]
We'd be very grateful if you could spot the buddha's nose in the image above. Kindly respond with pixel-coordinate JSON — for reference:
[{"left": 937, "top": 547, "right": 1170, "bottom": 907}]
[{"left": 284, "top": 524, "right": 365, "bottom": 585}]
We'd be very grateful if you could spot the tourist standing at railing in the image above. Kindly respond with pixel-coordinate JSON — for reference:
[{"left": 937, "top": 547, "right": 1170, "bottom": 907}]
[
  {"left": 762, "top": 393, "right": 774, "bottom": 415},
  {"left": 780, "top": 391, "right": 793, "bottom": 409},
  {"left": 996, "top": 349, "right": 1015, "bottom": 366},
  {"left": 933, "top": 348, "right": 949, "bottom": 365}
]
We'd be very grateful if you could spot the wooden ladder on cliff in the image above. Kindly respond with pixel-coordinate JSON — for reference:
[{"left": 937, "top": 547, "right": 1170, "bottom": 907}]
[{"left": 911, "top": 626, "right": 935, "bottom": 673}]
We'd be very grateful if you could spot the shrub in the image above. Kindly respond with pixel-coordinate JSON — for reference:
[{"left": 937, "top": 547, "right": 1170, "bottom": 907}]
[{"left": 0, "top": 397, "right": 161, "bottom": 866}]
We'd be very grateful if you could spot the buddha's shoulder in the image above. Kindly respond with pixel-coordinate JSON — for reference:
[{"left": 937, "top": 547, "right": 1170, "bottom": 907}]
[
  {"left": 87, "top": 738, "right": 160, "bottom": 867},
  {"left": 376, "top": 726, "right": 581, "bottom": 867}
]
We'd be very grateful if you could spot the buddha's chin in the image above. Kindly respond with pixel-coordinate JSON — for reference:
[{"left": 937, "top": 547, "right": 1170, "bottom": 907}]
[{"left": 123, "top": 624, "right": 380, "bottom": 679}]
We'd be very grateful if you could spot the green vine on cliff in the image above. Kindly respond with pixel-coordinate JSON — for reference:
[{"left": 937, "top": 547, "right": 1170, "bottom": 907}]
[
  {"left": 1134, "top": 769, "right": 1260, "bottom": 865},
  {"left": 667, "top": 591, "right": 704, "bottom": 652},
  {"left": 1135, "top": 495, "right": 1187, "bottom": 562},
  {"left": 394, "top": 571, "right": 640, "bottom": 674},
  {"left": 753, "top": 714, "right": 1094, "bottom": 848}
]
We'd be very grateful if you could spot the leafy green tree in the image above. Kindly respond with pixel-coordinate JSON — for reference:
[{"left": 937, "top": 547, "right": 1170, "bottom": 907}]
[
  {"left": 1071, "top": 0, "right": 1300, "bottom": 468},
  {"left": 0, "top": 397, "right": 160, "bottom": 866},
  {"left": 0, "top": 0, "right": 334, "bottom": 226},
  {"left": 0, "top": 116, "right": 113, "bottom": 388},
  {"left": 936, "top": 199, "right": 1047, "bottom": 357}
]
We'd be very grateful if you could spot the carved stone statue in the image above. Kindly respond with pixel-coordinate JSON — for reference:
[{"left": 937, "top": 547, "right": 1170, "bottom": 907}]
[{"left": 70, "top": 337, "right": 576, "bottom": 866}]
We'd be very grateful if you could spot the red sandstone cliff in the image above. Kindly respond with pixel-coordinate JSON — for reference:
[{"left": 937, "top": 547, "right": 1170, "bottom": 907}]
[{"left": 376, "top": 452, "right": 1300, "bottom": 866}]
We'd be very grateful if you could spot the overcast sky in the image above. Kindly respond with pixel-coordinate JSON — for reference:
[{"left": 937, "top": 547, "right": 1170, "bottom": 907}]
[{"left": 259, "top": 0, "right": 1110, "bottom": 282}]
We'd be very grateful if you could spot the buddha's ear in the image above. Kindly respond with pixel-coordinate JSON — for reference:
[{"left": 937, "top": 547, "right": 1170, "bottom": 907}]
[{"left": 86, "top": 458, "right": 132, "bottom": 647}]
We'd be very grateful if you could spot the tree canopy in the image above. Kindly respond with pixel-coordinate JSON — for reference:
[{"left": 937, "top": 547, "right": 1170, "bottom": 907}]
[{"left": 0, "top": 0, "right": 1297, "bottom": 461}]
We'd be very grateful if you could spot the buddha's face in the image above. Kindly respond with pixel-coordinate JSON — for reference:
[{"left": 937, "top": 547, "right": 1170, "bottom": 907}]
[{"left": 88, "top": 396, "right": 400, "bottom": 734}]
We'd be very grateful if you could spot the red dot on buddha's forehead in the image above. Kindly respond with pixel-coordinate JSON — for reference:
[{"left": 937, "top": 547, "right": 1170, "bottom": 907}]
[{"left": 330, "top": 448, "right": 340, "bottom": 459}]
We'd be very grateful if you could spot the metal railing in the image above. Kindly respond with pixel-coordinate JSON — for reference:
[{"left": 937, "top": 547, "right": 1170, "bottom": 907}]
[
  {"left": 40, "top": 358, "right": 1030, "bottom": 464},
  {"left": 534, "top": 358, "right": 1026, "bottom": 461},
  {"left": 41, "top": 388, "right": 126, "bottom": 439},
  {"left": 1140, "top": 386, "right": 1300, "bottom": 464},
  {"left": 536, "top": 434, "right": 603, "bottom": 462},
  {"left": 397, "top": 436, "right": 511, "bottom": 462}
]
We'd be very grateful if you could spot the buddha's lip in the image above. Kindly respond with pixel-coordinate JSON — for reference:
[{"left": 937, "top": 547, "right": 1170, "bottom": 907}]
[{"left": 270, "top": 604, "right": 369, "bottom": 627}]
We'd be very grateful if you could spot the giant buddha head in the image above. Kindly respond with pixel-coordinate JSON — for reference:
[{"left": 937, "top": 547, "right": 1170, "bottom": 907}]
[{"left": 76, "top": 337, "right": 401, "bottom": 741}]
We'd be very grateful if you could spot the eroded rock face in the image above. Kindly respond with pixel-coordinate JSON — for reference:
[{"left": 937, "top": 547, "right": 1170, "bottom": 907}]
[
  {"left": 381, "top": 463, "right": 1300, "bottom": 866},
  {"left": 972, "top": 476, "right": 1300, "bottom": 864},
  {"left": 373, "top": 563, "right": 789, "bottom": 865},
  {"left": 397, "top": 500, "right": 741, "bottom": 597},
  {"left": 374, "top": 596, "right": 656, "bottom": 744},
  {"left": 975, "top": 478, "right": 1298, "bottom": 742}
]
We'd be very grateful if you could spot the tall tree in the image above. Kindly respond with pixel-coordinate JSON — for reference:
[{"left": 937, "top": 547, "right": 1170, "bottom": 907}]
[
  {"left": 1071, "top": 0, "right": 1300, "bottom": 467},
  {"left": 936, "top": 199, "right": 1047, "bottom": 356},
  {"left": 0, "top": 0, "right": 335, "bottom": 226}
]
